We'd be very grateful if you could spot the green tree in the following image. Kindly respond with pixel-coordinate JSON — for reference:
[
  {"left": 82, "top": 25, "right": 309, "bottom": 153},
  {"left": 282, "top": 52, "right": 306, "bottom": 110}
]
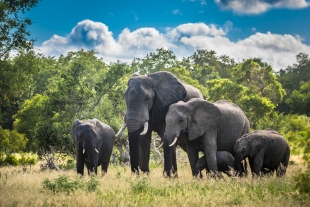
[
  {"left": 206, "top": 78, "right": 248, "bottom": 103},
  {"left": 0, "top": 50, "right": 40, "bottom": 130},
  {"left": 277, "top": 53, "right": 310, "bottom": 114},
  {"left": 13, "top": 50, "right": 131, "bottom": 153},
  {"left": 181, "top": 50, "right": 235, "bottom": 83},
  {"left": 131, "top": 48, "right": 180, "bottom": 75},
  {"left": 286, "top": 81, "right": 310, "bottom": 116},
  {"left": 0, "top": 0, "right": 40, "bottom": 59},
  {"left": 13, "top": 94, "right": 49, "bottom": 151}
]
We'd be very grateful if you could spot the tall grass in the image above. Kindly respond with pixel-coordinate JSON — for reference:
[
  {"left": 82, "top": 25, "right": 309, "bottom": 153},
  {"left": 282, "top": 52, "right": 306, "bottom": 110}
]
[{"left": 0, "top": 156, "right": 309, "bottom": 207}]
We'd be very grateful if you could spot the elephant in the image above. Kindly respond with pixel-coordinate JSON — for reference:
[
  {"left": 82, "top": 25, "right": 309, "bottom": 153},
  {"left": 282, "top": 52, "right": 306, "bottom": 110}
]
[
  {"left": 234, "top": 129, "right": 290, "bottom": 177},
  {"left": 71, "top": 118, "right": 115, "bottom": 176},
  {"left": 164, "top": 98, "right": 250, "bottom": 177},
  {"left": 196, "top": 152, "right": 248, "bottom": 178},
  {"left": 115, "top": 71, "right": 203, "bottom": 174},
  {"left": 196, "top": 152, "right": 235, "bottom": 177}
]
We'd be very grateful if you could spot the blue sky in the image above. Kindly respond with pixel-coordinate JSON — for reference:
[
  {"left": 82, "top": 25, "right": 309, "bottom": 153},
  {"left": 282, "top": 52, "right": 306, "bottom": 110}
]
[{"left": 24, "top": 0, "right": 310, "bottom": 71}]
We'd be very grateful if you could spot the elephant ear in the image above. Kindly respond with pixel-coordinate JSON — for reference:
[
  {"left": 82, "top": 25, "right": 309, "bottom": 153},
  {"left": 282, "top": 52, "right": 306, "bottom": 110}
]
[
  {"left": 91, "top": 118, "right": 104, "bottom": 142},
  {"left": 187, "top": 99, "right": 222, "bottom": 141},
  {"left": 149, "top": 72, "right": 187, "bottom": 123},
  {"left": 250, "top": 136, "right": 266, "bottom": 157},
  {"left": 72, "top": 119, "right": 83, "bottom": 138}
]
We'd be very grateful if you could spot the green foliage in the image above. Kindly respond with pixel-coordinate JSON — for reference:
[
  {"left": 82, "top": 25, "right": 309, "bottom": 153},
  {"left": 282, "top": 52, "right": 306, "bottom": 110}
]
[
  {"left": 3, "top": 154, "right": 19, "bottom": 166},
  {"left": 286, "top": 81, "right": 310, "bottom": 116},
  {"left": 42, "top": 175, "right": 82, "bottom": 194},
  {"left": 131, "top": 48, "right": 179, "bottom": 74},
  {"left": 239, "top": 95, "right": 275, "bottom": 127},
  {"left": 206, "top": 78, "right": 248, "bottom": 103},
  {"left": 233, "top": 58, "right": 285, "bottom": 105},
  {"left": 294, "top": 129, "right": 310, "bottom": 195},
  {"left": 42, "top": 175, "right": 99, "bottom": 194},
  {"left": 277, "top": 53, "right": 310, "bottom": 114},
  {"left": 0, "top": 0, "right": 39, "bottom": 59},
  {"left": 86, "top": 177, "right": 100, "bottom": 192},
  {"left": 19, "top": 153, "right": 38, "bottom": 167},
  {"left": 59, "top": 159, "right": 75, "bottom": 171},
  {"left": 0, "top": 153, "right": 38, "bottom": 167},
  {"left": 130, "top": 177, "right": 149, "bottom": 194},
  {"left": 0, "top": 50, "right": 41, "bottom": 130},
  {"left": 0, "top": 126, "right": 28, "bottom": 153}
]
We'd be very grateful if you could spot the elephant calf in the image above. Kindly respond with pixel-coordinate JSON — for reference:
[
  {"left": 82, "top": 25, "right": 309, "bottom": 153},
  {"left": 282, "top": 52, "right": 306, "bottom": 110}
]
[
  {"left": 71, "top": 118, "right": 115, "bottom": 176},
  {"left": 234, "top": 129, "right": 290, "bottom": 177},
  {"left": 196, "top": 151, "right": 235, "bottom": 178}
]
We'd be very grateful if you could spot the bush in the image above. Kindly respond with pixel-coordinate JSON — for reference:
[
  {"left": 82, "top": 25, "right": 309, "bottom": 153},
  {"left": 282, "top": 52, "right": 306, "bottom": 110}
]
[
  {"left": 42, "top": 175, "right": 99, "bottom": 194},
  {"left": 294, "top": 129, "right": 310, "bottom": 195},
  {"left": 4, "top": 154, "right": 19, "bottom": 166},
  {"left": 59, "top": 159, "right": 75, "bottom": 170}
]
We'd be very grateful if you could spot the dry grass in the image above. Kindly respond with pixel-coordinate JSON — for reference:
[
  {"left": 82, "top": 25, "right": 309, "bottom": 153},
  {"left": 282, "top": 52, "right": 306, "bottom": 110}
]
[{"left": 0, "top": 157, "right": 309, "bottom": 207}]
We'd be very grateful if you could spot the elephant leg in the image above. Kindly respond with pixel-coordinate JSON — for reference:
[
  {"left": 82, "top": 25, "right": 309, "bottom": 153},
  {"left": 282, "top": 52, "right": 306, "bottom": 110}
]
[
  {"left": 171, "top": 146, "right": 178, "bottom": 177},
  {"left": 76, "top": 144, "right": 85, "bottom": 175},
  {"left": 186, "top": 139, "right": 199, "bottom": 176},
  {"left": 101, "top": 161, "right": 109, "bottom": 176},
  {"left": 139, "top": 131, "right": 152, "bottom": 173},
  {"left": 252, "top": 154, "right": 264, "bottom": 177},
  {"left": 202, "top": 131, "right": 218, "bottom": 173},
  {"left": 85, "top": 161, "right": 91, "bottom": 175}
]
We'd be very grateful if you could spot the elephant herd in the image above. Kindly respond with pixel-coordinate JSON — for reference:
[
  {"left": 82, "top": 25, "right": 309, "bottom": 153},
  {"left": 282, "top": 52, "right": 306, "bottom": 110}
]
[{"left": 71, "top": 71, "right": 290, "bottom": 178}]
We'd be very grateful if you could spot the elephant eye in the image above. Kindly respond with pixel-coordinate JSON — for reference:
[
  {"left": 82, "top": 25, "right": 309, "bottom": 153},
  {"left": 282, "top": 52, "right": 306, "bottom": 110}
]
[
  {"left": 145, "top": 96, "right": 150, "bottom": 101},
  {"left": 179, "top": 119, "right": 183, "bottom": 123},
  {"left": 242, "top": 148, "right": 246, "bottom": 153}
]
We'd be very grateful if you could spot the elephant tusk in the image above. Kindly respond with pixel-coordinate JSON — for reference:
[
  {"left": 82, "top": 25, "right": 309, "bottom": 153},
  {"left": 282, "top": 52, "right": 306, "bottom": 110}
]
[
  {"left": 115, "top": 123, "right": 127, "bottom": 138},
  {"left": 157, "top": 142, "right": 163, "bottom": 149},
  {"left": 95, "top": 148, "right": 99, "bottom": 153},
  {"left": 169, "top": 137, "right": 178, "bottom": 147},
  {"left": 83, "top": 149, "right": 85, "bottom": 154},
  {"left": 140, "top": 122, "right": 148, "bottom": 135}
]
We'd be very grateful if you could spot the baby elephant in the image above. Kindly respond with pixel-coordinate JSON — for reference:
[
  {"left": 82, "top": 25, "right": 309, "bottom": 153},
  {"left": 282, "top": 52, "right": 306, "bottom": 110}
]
[
  {"left": 234, "top": 129, "right": 290, "bottom": 177},
  {"left": 196, "top": 151, "right": 236, "bottom": 177}
]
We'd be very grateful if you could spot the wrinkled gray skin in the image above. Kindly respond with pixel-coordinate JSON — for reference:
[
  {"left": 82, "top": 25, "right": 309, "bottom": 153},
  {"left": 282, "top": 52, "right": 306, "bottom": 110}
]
[
  {"left": 71, "top": 118, "right": 115, "bottom": 176},
  {"left": 123, "top": 71, "right": 202, "bottom": 174},
  {"left": 196, "top": 151, "right": 235, "bottom": 177},
  {"left": 164, "top": 98, "right": 250, "bottom": 177},
  {"left": 234, "top": 129, "right": 290, "bottom": 177}
]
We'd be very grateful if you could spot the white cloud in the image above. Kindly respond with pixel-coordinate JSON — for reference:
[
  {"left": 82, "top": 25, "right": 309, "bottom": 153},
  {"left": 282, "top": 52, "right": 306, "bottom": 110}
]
[
  {"left": 214, "top": 0, "right": 310, "bottom": 15},
  {"left": 36, "top": 19, "right": 310, "bottom": 71},
  {"left": 173, "top": 9, "right": 182, "bottom": 15}
]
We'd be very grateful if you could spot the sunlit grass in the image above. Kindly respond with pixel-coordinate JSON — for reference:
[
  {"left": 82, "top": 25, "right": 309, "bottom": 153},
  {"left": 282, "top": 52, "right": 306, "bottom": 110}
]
[{"left": 0, "top": 156, "right": 309, "bottom": 207}]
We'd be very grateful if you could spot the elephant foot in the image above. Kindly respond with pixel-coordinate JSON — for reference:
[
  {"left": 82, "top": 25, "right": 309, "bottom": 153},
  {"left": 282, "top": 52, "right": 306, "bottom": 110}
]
[
  {"left": 206, "top": 171, "right": 224, "bottom": 179},
  {"left": 163, "top": 170, "right": 178, "bottom": 178},
  {"left": 131, "top": 168, "right": 140, "bottom": 176}
]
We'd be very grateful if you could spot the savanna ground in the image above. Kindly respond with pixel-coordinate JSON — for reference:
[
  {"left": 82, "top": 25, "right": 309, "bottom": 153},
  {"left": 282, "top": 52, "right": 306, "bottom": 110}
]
[{"left": 0, "top": 155, "right": 309, "bottom": 207}]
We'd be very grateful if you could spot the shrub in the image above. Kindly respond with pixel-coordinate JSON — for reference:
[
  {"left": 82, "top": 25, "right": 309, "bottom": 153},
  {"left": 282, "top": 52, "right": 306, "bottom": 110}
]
[
  {"left": 42, "top": 175, "right": 82, "bottom": 194},
  {"left": 42, "top": 175, "right": 99, "bottom": 194},
  {"left": 4, "top": 154, "right": 19, "bottom": 166}
]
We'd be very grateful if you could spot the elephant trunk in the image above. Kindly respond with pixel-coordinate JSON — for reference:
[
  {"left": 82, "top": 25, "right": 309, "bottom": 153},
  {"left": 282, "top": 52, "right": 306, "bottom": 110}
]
[
  {"left": 163, "top": 139, "right": 173, "bottom": 177},
  {"left": 85, "top": 138, "right": 97, "bottom": 174},
  {"left": 128, "top": 129, "right": 141, "bottom": 173}
]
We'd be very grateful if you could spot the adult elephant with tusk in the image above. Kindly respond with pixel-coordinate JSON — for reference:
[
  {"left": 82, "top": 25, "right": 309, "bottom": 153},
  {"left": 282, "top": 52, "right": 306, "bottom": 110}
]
[
  {"left": 71, "top": 118, "right": 115, "bottom": 176},
  {"left": 163, "top": 98, "right": 250, "bottom": 177},
  {"left": 116, "top": 71, "right": 203, "bottom": 175}
]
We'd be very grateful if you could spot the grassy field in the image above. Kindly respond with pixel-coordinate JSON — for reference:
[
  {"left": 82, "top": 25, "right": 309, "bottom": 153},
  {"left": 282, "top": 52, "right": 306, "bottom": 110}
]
[{"left": 0, "top": 155, "right": 309, "bottom": 207}]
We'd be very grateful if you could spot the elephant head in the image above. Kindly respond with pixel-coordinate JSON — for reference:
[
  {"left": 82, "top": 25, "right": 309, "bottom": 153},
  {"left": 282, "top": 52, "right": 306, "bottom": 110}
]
[
  {"left": 163, "top": 98, "right": 222, "bottom": 175},
  {"left": 118, "top": 72, "right": 187, "bottom": 173},
  {"left": 72, "top": 119, "right": 100, "bottom": 175},
  {"left": 234, "top": 134, "right": 266, "bottom": 174}
]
